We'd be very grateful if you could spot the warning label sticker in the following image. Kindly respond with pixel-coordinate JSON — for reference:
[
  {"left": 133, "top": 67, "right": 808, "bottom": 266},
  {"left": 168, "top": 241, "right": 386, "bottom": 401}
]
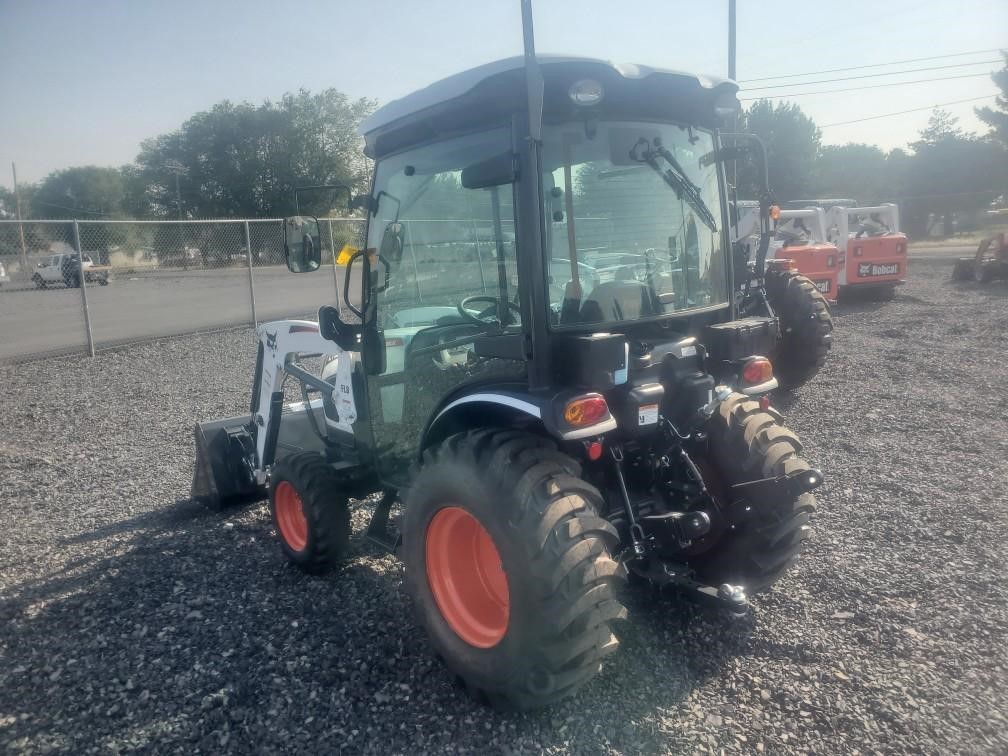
[{"left": 638, "top": 403, "right": 659, "bottom": 426}]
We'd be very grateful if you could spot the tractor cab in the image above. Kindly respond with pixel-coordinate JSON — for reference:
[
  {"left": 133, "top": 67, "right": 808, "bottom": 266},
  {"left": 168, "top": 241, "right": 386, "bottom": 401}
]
[{"left": 293, "top": 57, "right": 791, "bottom": 486}]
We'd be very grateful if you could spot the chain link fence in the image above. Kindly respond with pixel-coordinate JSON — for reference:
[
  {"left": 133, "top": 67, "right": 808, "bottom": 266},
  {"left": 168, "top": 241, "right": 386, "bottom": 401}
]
[{"left": 0, "top": 218, "right": 365, "bottom": 362}]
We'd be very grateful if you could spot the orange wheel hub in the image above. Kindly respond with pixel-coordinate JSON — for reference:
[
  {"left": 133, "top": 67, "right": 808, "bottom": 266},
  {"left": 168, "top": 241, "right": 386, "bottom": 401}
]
[
  {"left": 425, "top": 506, "right": 509, "bottom": 648},
  {"left": 274, "top": 481, "right": 308, "bottom": 552}
]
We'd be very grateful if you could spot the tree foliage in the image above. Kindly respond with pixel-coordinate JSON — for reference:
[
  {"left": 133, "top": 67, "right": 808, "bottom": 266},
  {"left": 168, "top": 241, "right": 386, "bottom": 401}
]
[
  {"left": 816, "top": 143, "right": 890, "bottom": 204},
  {"left": 900, "top": 110, "right": 1007, "bottom": 235},
  {"left": 30, "top": 166, "right": 129, "bottom": 219},
  {"left": 130, "top": 89, "right": 375, "bottom": 219},
  {"left": 976, "top": 51, "right": 1008, "bottom": 147},
  {"left": 738, "top": 100, "right": 822, "bottom": 202}
]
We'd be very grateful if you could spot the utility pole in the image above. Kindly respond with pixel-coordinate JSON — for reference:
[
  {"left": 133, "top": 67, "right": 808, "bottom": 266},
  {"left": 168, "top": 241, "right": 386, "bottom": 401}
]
[
  {"left": 728, "top": 0, "right": 736, "bottom": 81},
  {"left": 165, "top": 159, "right": 188, "bottom": 268},
  {"left": 166, "top": 159, "right": 185, "bottom": 220},
  {"left": 728, "top": 0, "right": 738, "bottom": 196},
  {"left": 12, "top": 162, "right": 29, "bottom": 277}
]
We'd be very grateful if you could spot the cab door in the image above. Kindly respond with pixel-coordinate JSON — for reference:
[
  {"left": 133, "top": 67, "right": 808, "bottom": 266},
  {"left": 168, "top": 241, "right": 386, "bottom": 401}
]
[{"left": 357, "top": 128, "right": 526, "bottom": 488}]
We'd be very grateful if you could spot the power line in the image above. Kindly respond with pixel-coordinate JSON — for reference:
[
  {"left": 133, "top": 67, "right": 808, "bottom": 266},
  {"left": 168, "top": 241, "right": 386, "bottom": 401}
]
[
  {"left": 743, "top": 59, "right": 1002, "bottom": 91},
  {"left": 739, "top": 72, "right": 994, "bottom": 100},
  {"left": 740, "top": 48, "right": 1004, "bottom": 83},
  {"left": 819, "top": 94, "right": 999, "bottom": 128}
]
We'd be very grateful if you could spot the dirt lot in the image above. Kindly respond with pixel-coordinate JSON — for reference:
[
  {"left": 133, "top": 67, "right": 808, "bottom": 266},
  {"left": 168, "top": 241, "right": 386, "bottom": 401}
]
[{"left": 1, "top": 257, "right": 1006, "bottom": 754}]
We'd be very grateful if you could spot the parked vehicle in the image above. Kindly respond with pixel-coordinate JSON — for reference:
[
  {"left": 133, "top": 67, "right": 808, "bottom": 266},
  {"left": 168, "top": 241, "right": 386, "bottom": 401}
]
[
  {"left": 826, "top": 204, "right": 907, "bottom": 300},
  {"left": 952, "top": 232, "right": 1008, "bottom": 283},
  {"left": 32, "top": 252, "right": 110, "bottom": 289}
]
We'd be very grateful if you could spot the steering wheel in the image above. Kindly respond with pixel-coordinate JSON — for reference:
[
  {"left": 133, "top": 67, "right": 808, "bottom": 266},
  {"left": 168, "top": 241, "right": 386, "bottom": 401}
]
[{"left": 457, "top": 295, "right": 521, "bottom": 327}]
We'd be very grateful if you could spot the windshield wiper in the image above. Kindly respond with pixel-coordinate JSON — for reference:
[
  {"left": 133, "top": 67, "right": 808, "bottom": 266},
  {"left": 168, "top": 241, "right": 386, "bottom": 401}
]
[{"left": 629, "top": 137, "right": 718, "bottom": 232}]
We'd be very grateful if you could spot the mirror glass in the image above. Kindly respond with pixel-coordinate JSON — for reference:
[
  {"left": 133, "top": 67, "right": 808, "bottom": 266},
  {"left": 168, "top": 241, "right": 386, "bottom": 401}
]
[
  {"left": 379, "top": 222, "right": 405, "bottom": 264},
  {"left": 283, "top": 215, "right": 322, "bottom": 273}
]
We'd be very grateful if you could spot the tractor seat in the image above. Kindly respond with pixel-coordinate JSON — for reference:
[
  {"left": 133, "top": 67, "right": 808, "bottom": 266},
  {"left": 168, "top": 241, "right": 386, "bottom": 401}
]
[{"left": 579, "top": 280, "right": 657, "bottom": 324}]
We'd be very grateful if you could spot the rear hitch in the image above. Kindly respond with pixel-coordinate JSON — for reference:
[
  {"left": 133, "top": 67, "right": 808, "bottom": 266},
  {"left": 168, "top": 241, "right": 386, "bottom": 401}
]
[{"left": 630, "top": 559, "right": 749, "bottom": 617}]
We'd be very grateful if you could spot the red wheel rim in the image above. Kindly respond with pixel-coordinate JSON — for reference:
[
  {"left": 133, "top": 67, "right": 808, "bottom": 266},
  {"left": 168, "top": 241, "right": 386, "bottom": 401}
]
[
  {"left": 275, "top": 480, "right": 308, "bottom": 552},
  {"left": 425, "top": 506, "right": 509, "bottom": 648}
]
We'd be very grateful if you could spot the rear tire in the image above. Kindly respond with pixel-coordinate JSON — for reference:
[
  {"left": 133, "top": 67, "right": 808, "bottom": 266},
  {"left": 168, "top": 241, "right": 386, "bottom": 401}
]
[
  {"left": 33, "top": 274, "right": 45, "bottom": 290},
  {"left": 689, "top": 394, "right": 817, "bottom": 594},
  {"left": 268, "top": 452, "right": 351, "bottom": 574},
  {"left": 402, "top": 429, "right": 626, "bottom": 710},
  {"left": 764, "top": 269, "right": 833, "bottom": 391},
  {"left": 868, "top": 285, "right": 896, "bottom": 301}
]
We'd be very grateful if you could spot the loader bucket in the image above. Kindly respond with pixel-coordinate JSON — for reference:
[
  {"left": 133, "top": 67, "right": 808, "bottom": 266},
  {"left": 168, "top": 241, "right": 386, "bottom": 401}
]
[{"left": 191, "top": 415, "right": 264, "bottom": 510}]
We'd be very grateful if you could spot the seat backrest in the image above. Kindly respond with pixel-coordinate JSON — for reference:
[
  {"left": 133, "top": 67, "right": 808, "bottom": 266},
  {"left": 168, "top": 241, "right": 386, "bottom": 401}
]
[{"left": 579, "top": 280, "right": 656, "bottom": 324}]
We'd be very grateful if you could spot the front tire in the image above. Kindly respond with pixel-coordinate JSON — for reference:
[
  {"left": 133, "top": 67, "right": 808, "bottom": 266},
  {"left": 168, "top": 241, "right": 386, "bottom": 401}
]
[
  {"left": 268, "top": 452, "right": 351, "bottom": 574},
  {"left": 764, "top": 269, "right": 833, "bottom": 391},
  {"left": 689, "top": 394, "right": 817, "bottom": 594},
  {"left": 402, "top": 429, "right": 626, "bottom": 710},
  {"left": 33, "top": 274, "right": 46, "bottom": 290}
]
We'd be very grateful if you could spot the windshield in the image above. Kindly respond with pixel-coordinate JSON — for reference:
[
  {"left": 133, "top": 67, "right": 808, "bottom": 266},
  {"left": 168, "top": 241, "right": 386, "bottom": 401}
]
[{"left": 541, "top": 120, "right": 728, "bottom": 327}]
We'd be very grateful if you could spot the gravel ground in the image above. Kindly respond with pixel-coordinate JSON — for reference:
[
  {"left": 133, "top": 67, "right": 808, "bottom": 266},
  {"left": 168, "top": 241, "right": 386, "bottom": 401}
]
[{"left": 1, "top": 257, "right": 1006, "bottom": 754}]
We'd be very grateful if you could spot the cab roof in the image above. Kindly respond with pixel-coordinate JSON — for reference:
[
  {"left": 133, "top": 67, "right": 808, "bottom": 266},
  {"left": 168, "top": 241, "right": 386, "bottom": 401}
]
[{"left": 359, "top": 56, "right": 738, "bottom": 159}]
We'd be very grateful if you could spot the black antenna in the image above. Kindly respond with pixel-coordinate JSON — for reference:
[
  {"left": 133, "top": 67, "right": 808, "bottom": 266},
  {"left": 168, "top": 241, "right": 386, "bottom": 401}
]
[{"left": 521, "top": 0, "right": 544, "bottom": 142}]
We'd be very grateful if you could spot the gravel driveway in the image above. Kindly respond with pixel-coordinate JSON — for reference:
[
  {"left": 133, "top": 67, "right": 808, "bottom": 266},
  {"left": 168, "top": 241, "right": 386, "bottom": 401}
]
[{"left": 1, "top": 257, "right": 1006, "bottom": 754}]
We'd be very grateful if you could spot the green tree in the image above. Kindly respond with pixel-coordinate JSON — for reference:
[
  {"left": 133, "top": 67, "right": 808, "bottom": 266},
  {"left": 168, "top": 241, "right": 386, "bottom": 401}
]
[
  {"left": 901, "top": 110, "right": 1007, "bottom": 236},
  {"left": 737, "top": 100, "right": 821, "bottom": 202},
  {"left": 816, "top": 143, "right": 889, "bottom": 203},
  {"left": 910, "top": 108, "right": 965, "bottom": 151},
  {"left": 0, "top": 182, "right": 37, "bottom": 220},
  {"left": 976, "top": 51, "right": 1008, "bottom": 147},
  {"left": 30, "top": 166, "right": 128, "bottom": 219},
  {"left": 131, "top": 89, "right": 376, "bottom": 219}
]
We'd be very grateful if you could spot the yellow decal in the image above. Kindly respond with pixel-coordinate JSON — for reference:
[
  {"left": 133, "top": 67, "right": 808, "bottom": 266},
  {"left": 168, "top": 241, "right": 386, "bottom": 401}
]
[{"left": 336, "top": 244, "right": 358, "bottom": 266}]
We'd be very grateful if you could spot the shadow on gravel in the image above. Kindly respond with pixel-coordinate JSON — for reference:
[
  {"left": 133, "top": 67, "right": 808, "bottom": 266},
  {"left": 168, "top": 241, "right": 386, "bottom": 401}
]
[{"left": 0, "top": 493, "right": 754, "bottom": 754}]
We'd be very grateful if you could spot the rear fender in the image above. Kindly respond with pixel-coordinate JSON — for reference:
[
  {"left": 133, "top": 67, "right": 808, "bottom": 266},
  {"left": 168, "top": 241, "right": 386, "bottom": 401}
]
[{"left": 420, "top": 389, "right": 617, "bottom": 455}]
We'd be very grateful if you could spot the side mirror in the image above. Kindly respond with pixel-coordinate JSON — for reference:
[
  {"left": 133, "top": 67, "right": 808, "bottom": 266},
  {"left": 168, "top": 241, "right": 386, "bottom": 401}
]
[
  {"left": 699, "top": 145, "right": 748, "bottom": 168},
  {"left": 283, "top": 216, "right": 322, "bottom": 273},
  {"left": 379, "top": 222, "right": 404, "bottom": 265}
]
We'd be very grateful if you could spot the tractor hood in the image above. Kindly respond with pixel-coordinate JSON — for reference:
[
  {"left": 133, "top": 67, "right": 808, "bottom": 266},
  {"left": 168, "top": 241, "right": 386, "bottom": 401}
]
[{"left": 360, "top": 56, "right": 739, "bottom": 159}]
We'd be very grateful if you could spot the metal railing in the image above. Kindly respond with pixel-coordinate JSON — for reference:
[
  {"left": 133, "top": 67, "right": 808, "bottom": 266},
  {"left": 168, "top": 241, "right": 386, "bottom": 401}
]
[{"left": 0, "top": 218, "right": 365, "bottom": 362}]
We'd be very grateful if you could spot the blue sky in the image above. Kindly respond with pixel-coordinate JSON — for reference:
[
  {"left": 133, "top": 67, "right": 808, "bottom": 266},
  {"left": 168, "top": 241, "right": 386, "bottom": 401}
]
[{"left": 0, "top": 0, "right": 1005, "bottom": 187}]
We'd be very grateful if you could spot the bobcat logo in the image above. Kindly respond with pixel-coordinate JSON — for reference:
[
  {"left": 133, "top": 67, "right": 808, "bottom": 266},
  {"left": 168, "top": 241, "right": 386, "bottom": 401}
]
[
  {"left": 858, "top": 263, "right": 872, "bottom": 277},
  {"left": 266, "top": 331, "right": 277, "bottom": 352}
]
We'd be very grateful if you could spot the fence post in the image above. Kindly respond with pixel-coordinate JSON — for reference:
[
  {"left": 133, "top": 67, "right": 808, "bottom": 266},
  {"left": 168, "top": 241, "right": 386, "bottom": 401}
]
[
  {"left": 327, "top": 219, "right": 341, "bottom": 292},
  {"left": 244, "top": 220, "right": 257, "bottom": 328},
  {"left": 72, "top": 220, "right": 96, "bottom": 358}
]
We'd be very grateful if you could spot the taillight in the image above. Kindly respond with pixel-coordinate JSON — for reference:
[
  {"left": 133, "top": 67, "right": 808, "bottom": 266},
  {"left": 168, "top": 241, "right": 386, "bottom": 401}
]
[
  {"left": 563, "top": 395, "right": 609, "bottom": 426},
  {"left": 827, "top": 255, "right": 836, "bottom": 268},
  {"left": 896, "top": 243, "right": 905, "bottom": 254},
  {"left": 385, "top": 336, "right": 404, "bottom": 347},
  {"left": 854, "top": 246, "right": 863, "bottom": 257},
  {"left": 742, "top": 358, "right": 773, "bottom": 385}
]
